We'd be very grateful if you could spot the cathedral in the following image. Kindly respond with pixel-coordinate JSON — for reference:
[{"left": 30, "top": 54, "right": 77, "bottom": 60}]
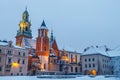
[{"left": 15, "top": 8, "right": 81, "bottom": 75}]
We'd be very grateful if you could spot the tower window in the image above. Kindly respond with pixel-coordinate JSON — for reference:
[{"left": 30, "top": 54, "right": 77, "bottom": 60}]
[
  {"left": 44, "top": 47, "right": 46, "bottom": 51},
  {"left": 20, "top": 27, "right": 21, "bottom": 31},
  {"left": 25, "top": 27, "right": 28, "bottom": 31}
]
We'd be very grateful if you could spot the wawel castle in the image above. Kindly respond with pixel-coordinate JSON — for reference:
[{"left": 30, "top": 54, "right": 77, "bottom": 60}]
[{"left": 0, "top": 9, "right": 120, "bottom": 76}]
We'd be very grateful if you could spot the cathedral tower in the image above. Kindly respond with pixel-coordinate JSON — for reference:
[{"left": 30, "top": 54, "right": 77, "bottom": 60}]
[
  {"left": 16, "top": 8, "right": 32, "bottom": 46},
  {"left": 36, "top": 20, "right": 49, "bottom": 71}
]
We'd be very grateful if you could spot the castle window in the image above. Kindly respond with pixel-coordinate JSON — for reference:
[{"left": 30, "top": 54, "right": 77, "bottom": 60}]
[
  {"left": 17, "top": 73, "right": 19, "bottom": 76},
  {"left": 11, "top": 73, "right": 13, "bottom": 76},
  {"left": 89, "top": 64, "right": 91, "bottom": 68},
  {"left": 18, "top": 59, "right": 20, "bottom": 63},
  {"left": 93, "top": 64, "right": 95, "bottom": 67},
  {"left": 85, "top": 59, "right": 87, "bottom": 62},
  {"left": 8, "top": 58, "right": 12, "bottom": 64},
  {"left": 21, "top": 73, "right": 23, "bottom": 76},
  {"left": 0, "top": 49, "right": 2, "bottom": 53},
  {"left": 22, "top": 60, "right": 25, "bottom": 64},
  {"left": 23, "top": 53, "right": 25, "bottom": 56},
  {"left": 71, "top": 54, "right": 73, "bottom": 62},
  {"left": 92, "top": 58, "right": 95, "bottom": 61},
  {"left": 19, "top": 67, "right": 22, "bottom": 72},
  {"left": 0, "top": 66, "right": 2, "bottom": 71},
  {"left": 75, "top": 67, "right": 78, "bottom": 72},
  {"left": 7, "top": 50, "right": 12, "bottom": 55},
  {"left": 75, "top": 55, "right": 77, "bottom": 63},
  {"left": 89, "top": 58, "right": 91, "bottom": 62},
  {"left": 71, "top": 67, "right": 73, "bottom": 72},
  {"left": 85, "top": 64, "right": 87, "bottom": 68},
  {"left": 0, "top": 57, "right": 1, "bottom": 62},
  {"left": 18, "top": 52, "right": 20, "bottom": 56}
]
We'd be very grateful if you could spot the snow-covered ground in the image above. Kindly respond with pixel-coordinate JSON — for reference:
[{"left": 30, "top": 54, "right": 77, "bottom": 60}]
[{"left": 0, "top": 76, "right": 119, "bottom": 80}]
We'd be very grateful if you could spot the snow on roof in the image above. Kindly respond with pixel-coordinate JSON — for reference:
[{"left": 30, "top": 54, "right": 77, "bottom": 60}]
[
  {"left": 22, "top": 38, "right": 36, "bottom": 49},
  {"left": 0, "top": 41, "right": 8, "bottom": 46},
  {"left": 0, "top": 41, "right": 26, "bottom": 49},
  {"left": 107, "top": 49, "right": 120, "bottom": 57},
  {"left": 82, "top": 45, "right": 110, "bottom": 56},
  {"left": 14, "top": 45, "right": 25, "bottom": 49},
  {"left": 59, "top": 44, "right": 80, "bottom": 53}
]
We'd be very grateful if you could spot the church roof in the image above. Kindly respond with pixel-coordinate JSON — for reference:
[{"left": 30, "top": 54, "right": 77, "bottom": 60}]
[
  {"left": 22, "top": 38, "right": 36, "bottom": 49},
  {"left": 23, "top": 7, "right": 29, "bottom": 16},
  {"left": 82, "top": 45, "right": 110, "bottom": 56},
  {"left": 40, "top": 20, "right": 48, "bottom": 29},
  {"left": 59, "top": 44, "right": 80, "bottom": 53},
  {"left": 41, "top": 20, "right": 46, "bottom": 26},
  {"left": 0, "top": 40, "right": 25, "bottom": 49}
]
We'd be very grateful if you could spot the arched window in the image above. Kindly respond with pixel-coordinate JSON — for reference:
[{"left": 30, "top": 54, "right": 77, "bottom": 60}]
[
  {"left": 20, "top": 27, "right": 21, "bottom": 31},
  {"left": 71, "top": 67, "right": 73, "bottom": 72},
  {"left": 25, "top": 27, "right": 28, "bottom": 31},
  {"left": 75, "top": 67, "right": 78, "bottom": 72}
]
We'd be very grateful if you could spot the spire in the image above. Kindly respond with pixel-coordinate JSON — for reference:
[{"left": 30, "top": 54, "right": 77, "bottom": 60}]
[
  {"left": 50, "top": 29, "right": 54, "bottom": 43},
  {"left": 22, "top": 7, "right": 29, "bottom": 22},
  {"left": 41, "top": 20, "right": 46, "bottom": 27},
  {"left": 25, "top": 6, "right": 27, "bottom": 11}
]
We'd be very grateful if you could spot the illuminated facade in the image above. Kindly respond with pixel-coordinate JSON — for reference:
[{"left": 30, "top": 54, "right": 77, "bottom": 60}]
[
  {"left": 81, "top": 46, "right": 112, "bottom": 75},
  {"left": 15, "top": 9, "right": 81, "bottom": 75},
  {"left": 36, "top": 21, "right": 50, "bottom": 71},
  {"left": 0, "top": 41, "right": 28, "bottom": 76}
]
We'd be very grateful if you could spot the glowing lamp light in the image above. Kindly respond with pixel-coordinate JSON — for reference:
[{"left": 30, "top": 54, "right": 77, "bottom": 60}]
[
  {"left": 91, "top": 69, "right": 97, "bottom": 75},
  {"left": 73, "top": 58, "right": 76, "bottom": 62},
  {"left": 12, "top": 62, "right": 19, "bottom": 68}
]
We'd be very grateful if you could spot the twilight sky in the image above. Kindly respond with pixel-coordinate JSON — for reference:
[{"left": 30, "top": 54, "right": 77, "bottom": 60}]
[{"left": 0, "top": 0, "right": 120, "bottom": 52}]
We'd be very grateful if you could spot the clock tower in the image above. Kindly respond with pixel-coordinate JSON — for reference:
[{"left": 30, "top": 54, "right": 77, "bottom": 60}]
[
  {"left": 36, "top": 20, "right": 50, "bottom": 71},
  {"left": 16, "top": 8, "right": 32, "bottom": 46}
]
